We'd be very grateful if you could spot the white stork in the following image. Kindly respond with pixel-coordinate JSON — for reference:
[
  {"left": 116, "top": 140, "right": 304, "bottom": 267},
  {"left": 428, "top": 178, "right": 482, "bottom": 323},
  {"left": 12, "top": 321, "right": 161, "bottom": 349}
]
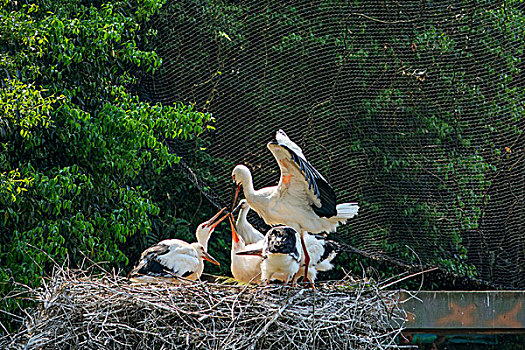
[
  {"left": 233, "top": 199, "right": 340, "bottom": 283},
  {"left": 228, "top": 215, "right": 263, "bottom": 284},
  {"left": 231, "top": 129, "right": 358, "bottom": 281},
  {"left": 258, "top": 226, "right": 302, "bottom": 284},
  {"left": 128, "top": 240, "right": 220, "bottom": 281},
  {"left": 235, "top": 225, "right": 302, "bottom": 284},
  {"left": 128, "top": 208, "right": 228, "bottom": 281},
  {"left": 235, "top": 199, "right": 264, "bottom": 244}
]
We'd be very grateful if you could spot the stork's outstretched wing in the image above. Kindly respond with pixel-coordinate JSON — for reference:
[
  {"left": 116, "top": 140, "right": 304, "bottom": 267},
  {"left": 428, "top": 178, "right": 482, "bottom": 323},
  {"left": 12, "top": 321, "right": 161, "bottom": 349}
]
[{"left": 267, "top": 130, "right": 337, "bottom": 218}]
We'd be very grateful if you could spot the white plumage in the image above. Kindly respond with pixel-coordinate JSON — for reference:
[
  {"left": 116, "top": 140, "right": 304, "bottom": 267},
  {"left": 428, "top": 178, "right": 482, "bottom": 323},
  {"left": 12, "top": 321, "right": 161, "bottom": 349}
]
[
  {"left": 232, "top": 131, "right": 358, "bottom": 234},
  {"left": 234, "top": 199, "right": 340, "bottom": 283},
  {"left": 232, "top": 129, "right": 357, "bottom": 280},
  {"left": 235, "top": 226, "right": 301, "bottom": 284},
  {"left": 229, "top": 215, "right": 263, "bottom": 284},
  {"left": 235, "top": 199, "right": 264, "bottom": 244},
  {"left": 128, "top": 208, "right": 227, "bottom": 281},
  {"left": 128, "top": 240, "right": 219, "bottom": 281},
  {"left": 259, "top": 226, "right": 302, "bottom": 284}
]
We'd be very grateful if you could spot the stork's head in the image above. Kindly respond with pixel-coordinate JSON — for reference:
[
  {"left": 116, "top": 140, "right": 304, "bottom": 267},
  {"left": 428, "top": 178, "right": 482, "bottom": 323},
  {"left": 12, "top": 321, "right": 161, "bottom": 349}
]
[
  {"left": 231, "top": 165, "right": 251, "bottom": 212},
  {"left": 231, "top": 164, "right": 251, "bottom": 186},
  {"left": 231, "top": 199, "right": 249, "bottom": 217},
  {"left": 195, "top": 207, "right": 229, "bottom": 244},
  {"left": 265, "top": 226, "right": 299, "bottom": 255},
  {"left": 239, "top": 199, "right": 249, "bottom": 210},
  {"left": 191, "top": 243, "right": 220, "bottom": 266},
  {"left": 233, "top": 199, "right": 251, "bottom": 221}
]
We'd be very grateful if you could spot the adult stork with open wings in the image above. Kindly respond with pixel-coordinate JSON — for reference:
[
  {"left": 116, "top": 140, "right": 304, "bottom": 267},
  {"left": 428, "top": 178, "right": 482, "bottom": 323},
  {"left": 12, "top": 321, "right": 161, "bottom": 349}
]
[
  {"left": 128, "top": 208, "right": 228, "bottom": 281},
  {"left": 231, "top": 129, "right": 358, "bottom": 281}
]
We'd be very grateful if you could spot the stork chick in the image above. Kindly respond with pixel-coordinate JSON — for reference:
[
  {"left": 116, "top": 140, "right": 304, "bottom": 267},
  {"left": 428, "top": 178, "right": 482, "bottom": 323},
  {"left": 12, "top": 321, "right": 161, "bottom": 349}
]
[
  {"left": 128, "top": 240, "right": 220, "bottom": 281},
  {"left": 128, "top": 208, "right": 228, "bottom": 281},
  {"left": 229, "top": 215, "right": 263, "bottom": 284},
  {"left": 234, "top": 200, "right": 340, "bottom": 283},
  {"left": 238, "top": 226, "right": 302, "bottom": 284}
]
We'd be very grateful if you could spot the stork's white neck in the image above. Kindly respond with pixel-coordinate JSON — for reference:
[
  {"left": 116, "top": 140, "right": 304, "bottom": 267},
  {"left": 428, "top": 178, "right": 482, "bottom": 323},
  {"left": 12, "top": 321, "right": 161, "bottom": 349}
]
[
  {"left": 242, "top": 179, "right": 257, "bottom": 203},
  {"left": 195, "top": 229, "right": 210, "bottom": 251},
  {"left": 240, "top": 173, "right": 256, "bottom": 202},
  {"left": 234, "top": 165, "right": 273, "bottom": 226},
  {"left": 238, "top": 207, "right": 249, "bottom": 223}
]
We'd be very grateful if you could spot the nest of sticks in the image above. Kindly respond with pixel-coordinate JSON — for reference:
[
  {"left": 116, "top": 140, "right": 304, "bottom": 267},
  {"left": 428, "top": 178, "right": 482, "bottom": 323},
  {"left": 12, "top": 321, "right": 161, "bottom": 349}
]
[{"left": 1, "top": 264, "right": 414, "bottom": 350}]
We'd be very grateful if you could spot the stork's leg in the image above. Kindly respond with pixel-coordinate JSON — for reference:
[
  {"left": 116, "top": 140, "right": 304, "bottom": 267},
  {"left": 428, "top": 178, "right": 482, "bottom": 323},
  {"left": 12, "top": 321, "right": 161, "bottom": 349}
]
[
  {"left": 291, "top": 272, "right": 298, "bottom": 284},
  {"left": 300, "top": 234, "right": 311, "bottom": 284}
]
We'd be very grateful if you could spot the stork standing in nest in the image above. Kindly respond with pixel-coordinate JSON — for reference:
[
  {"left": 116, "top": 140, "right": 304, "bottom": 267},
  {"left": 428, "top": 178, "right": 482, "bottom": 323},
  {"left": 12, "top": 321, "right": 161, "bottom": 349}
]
[
  {"left": 128, "top": 208, "right": 228, "bottom": 281},
  {"left": 229, "top": 214, "right": 263, "bottom": 284},
  {"left": 235, "top": 226, "right": 302, "bottom": 284},
  {"left": 231, "top": 129, "right": 358, "bottom": 282},
  {"left": 233, "top": 199, "right": 340, "bottom": 283}
]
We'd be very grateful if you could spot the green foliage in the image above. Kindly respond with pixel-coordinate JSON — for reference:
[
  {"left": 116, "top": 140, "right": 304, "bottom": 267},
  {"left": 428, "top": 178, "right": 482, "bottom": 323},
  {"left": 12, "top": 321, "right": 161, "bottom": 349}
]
[
  {"left": 0, "top": 0, "right": 214, "bottom": 331},
  {"left": 0, "top": 79, "right": 58, "bottom": 138},
  {"left": 1, "top": 0, "right": 524, "bottom": 334},
  {"left": 140, "top": 0, "right": 524, "bottom": 286}
]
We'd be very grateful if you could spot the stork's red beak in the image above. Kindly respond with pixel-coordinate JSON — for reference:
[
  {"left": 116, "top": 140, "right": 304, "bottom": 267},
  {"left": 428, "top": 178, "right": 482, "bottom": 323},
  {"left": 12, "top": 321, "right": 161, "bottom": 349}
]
[
  {"left": 229, "top": 214, "right": 240, "bottom": 243},
  {"left": 202, "top": 251, "right": 220, "bottom": 266},
  {"left": 231, "top": 183, "right": 241, "bottom": 213},
  {"left": 231, "top": 201, "right": 243, "bottom": 217},
  {"left": 205, "top": 207, "right": 229, "bottom": 230},
  {"left": 235, "top": 249, "right": 263, "bottom": 257}
]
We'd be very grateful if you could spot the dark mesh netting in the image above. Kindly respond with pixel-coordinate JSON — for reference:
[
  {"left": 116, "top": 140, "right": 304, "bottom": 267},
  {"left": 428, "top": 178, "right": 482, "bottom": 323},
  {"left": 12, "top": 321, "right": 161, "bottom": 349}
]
[{"left": 132, "top": 0, "right": 525, "bottom": 289}]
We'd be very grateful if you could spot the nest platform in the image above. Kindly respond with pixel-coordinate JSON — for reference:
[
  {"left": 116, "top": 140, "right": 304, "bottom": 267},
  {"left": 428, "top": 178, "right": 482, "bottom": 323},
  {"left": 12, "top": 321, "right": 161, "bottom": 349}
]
[{"left": 1, "top": 267, "right": 412, "bottom": 349}]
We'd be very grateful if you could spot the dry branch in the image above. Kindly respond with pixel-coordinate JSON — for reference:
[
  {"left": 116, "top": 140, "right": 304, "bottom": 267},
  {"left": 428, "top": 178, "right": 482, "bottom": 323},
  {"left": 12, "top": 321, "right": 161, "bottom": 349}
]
[{"left": 1, "top": 266, "right": 413, "bottom": 350}]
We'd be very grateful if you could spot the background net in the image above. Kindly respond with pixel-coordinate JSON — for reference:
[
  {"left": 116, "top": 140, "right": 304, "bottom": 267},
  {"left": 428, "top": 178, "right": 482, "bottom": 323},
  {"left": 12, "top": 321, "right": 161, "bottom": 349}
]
[{"left": 132, "top": 0, "right": 524, "bottom": 289}]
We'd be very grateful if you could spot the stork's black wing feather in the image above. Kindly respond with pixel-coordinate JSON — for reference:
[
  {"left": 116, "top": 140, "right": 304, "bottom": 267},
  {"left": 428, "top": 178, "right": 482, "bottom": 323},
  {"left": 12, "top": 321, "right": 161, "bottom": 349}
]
[
  {"left": 129, "top": 243, "right": 173, "bottom": 277},
  {"left": 140, "top": 243, "right": 170, "bottom": 259},
  {"left": 314, "top": 180, "right": 337, "bottom": 218},
  {"left": 136, "top": 259, "right": 172, "bottom": 277},
  {"left": 280, "top": 144, "right": 337, "bottom": 218},
  {"left": 181, "top": 270, "right": 194, "bottom": 278},
  {"left": 265, "top": 227, "right": 300, "bottom": 262},
  {"left": 320, "top": 240, "right": 341, "bottom": 262}
]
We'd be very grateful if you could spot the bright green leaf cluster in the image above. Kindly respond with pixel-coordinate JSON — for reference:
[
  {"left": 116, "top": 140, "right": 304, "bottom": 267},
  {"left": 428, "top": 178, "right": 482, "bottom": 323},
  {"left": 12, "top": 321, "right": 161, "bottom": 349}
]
[{"left": 0, "top": 0, "right": 214, "bottom": 331}]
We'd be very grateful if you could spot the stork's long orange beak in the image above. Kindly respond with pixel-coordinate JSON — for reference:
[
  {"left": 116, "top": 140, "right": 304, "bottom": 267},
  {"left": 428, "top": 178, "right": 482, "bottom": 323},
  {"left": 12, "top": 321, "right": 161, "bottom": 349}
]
[
  {"left": 229, "top": 214, "right": 240, "bottom": 243},
  {"left": 235, "top": 249, "right": 263, "bottom": 257},
  {"left": 202, "top": 251, "right": 220, "bottom": 266},
  {"left": 205, "top": 207, "right": 229, "bottom": 230},
  {"left": 231, "top": 183, "right": 241, "bottom": 213},
  {"left": 231, "top": 201, "right": 242, "bottom": 217}
]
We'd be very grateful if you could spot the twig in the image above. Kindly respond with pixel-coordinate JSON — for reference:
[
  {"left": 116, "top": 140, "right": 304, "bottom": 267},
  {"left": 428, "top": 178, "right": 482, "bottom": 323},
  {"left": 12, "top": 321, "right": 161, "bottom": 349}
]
[
  {"left": 380, "top": 267, "right": 439, "bottom": 290},
  {"left": 1, "top": 265, "right": 410, "bottom": 350}
]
